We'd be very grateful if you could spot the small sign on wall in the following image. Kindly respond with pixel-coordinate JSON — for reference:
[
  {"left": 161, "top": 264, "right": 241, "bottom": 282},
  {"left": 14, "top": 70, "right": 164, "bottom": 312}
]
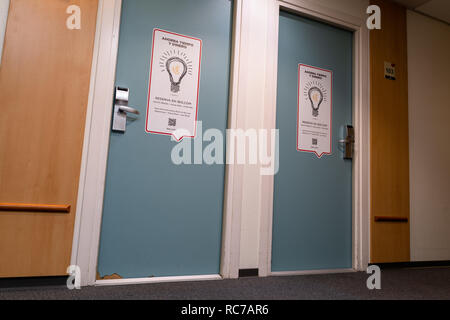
[{"left": 384, "top": 62, "right": 396, "bottom": 80}]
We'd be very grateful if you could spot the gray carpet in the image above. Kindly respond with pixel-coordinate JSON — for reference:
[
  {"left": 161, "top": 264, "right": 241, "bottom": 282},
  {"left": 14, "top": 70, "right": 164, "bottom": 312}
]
[{"left": 1, "top": 267, "right": 449, "bottom": 300}]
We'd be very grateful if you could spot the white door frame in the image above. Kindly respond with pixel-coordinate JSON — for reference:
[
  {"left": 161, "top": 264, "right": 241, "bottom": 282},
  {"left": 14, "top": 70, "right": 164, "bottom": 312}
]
[
  {"left": 71, "top": 0, "right": 244, "bottom": 286},
  {"left": 0, "top": 0, "right": 9, "bottom": 65},
  {"left": 257, "top": 0, "right": 371, "bottom": 277}
]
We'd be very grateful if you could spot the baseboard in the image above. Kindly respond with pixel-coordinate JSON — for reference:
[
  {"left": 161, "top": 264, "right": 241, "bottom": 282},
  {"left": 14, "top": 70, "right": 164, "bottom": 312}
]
[
  {"left": 370, "top": 261, "right": 450, "bottom": 269},
  {"left": 0, "top": 276, "right": 67, "bottom": 288}
]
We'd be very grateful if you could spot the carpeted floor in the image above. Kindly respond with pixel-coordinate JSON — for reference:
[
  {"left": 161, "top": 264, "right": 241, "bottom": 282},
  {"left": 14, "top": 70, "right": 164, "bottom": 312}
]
[{"left": 0, "top": 267, "right": 449, "bottom": 300}]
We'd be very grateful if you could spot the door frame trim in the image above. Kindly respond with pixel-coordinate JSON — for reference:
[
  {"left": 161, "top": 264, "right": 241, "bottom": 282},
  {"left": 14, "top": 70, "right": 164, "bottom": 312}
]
[
  {"left": 71, "top": 0, "right": 244, "bottom": 286},
  {"left": 0, "top": 0, "right": 9, "bottom": 65},
  {"left": 257, "top": 0, "right": 370, "bottom": 276}
]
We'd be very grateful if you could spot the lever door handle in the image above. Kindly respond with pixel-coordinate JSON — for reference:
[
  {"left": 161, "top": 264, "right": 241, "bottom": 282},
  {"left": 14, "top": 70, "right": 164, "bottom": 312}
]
[
  {"left": 340, "top": 125, "right": 355, "bottom": 160},
  {"left": 112, "top": 87, "right": 140, "bottom": 132},
  {"left": 119, "top": 105, "right": 140, "bottom": 115}
]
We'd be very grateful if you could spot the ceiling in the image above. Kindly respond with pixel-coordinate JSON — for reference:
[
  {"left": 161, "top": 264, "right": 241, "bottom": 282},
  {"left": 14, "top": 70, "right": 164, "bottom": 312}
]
[{"left": 392, "top": 0, "right": 450, "bottom": 24}]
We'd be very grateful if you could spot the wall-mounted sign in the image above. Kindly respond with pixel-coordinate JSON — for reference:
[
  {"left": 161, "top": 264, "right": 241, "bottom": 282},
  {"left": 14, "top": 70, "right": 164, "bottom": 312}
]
[
  {"left": 146, "top": 29, "right": 202, "bottom": 141},
  {"left": 297, "top": 64, "right": 333, "bottom": 158},
  {"left": 384, "top": 61, "right": 396, "bottom": 80}
]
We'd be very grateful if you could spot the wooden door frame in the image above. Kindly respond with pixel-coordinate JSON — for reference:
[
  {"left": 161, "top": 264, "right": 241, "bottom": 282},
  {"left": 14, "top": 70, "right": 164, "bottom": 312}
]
[
  {"left": 71, "top": 0, "right": 244, "bottom": 286},
  {"left": 257, "top": 0, "right": 371, "bottom": 277}
]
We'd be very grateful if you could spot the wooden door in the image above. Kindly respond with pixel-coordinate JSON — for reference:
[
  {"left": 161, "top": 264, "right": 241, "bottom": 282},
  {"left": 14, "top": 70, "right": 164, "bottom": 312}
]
[
  {"left": 0, "top": 0, "right": 98, "bottom": 277},
  {"left": 370, "top": 0, "right": 410, "bottom": 263}
]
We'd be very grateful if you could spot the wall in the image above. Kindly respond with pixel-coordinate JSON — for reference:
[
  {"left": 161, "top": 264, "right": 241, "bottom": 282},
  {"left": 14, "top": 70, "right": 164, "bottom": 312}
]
[
  {"left": 310, "top": 0, "right": 368, "bottom": 18},
  {"left": 237, "top": 0, "right": 369, "bottom": 270},
  {"left": 0, "top": 0, "right": 9, "bottom": 64},
  {"left": 234, "top": 0, "right": 269, "bottom": 270},
  {"left": 407, "top": 11, "right": 450, "bottom": 261}
]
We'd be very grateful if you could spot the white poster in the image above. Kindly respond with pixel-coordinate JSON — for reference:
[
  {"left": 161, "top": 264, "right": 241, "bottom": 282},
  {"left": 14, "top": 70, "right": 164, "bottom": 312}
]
[
  {"left": 146, "top": 29, "right": 202, "bottom": 140},
  {"left": 297, "top": 64, "right": 333, "bottom": 158}
]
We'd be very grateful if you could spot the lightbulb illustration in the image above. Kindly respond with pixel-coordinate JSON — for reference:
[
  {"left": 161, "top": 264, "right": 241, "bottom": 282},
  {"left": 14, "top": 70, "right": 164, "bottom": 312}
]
[
  {"left": 308, "top": 87, "right": 324, "bottom": 117},
  {"left": 166, "top": 57, "right": 188, "bottom": 93}
]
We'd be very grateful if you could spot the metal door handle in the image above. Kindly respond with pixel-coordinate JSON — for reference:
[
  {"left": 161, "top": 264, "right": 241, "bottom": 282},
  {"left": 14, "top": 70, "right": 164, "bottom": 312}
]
[
  {"left": 112, "top": 87, "right": 140, "bottom": 132},
  {"left": 339, "top": 125, "right": 355, "bottom": 160},
  {"left": 339, "top": 138, "right": 354, "bottom": 143},
  {"left": 119, "top": 105, "right": 140, "bottom": 115}
]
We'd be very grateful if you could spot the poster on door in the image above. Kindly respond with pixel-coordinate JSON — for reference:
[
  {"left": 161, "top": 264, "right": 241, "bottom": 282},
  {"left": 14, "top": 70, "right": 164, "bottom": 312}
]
[
  {"left": 146, "top": 29, "right": 202, "bottom": 141},
  {"left": 297, "top": 64, "right": 333, "bottom": 158}
]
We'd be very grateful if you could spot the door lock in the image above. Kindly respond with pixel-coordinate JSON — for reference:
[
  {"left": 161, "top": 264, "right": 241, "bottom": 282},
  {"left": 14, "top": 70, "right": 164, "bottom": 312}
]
[
  {"left": 339, "top": 125, "right": 354, "bottom": 160},
  {"left": 112, "top": 87, "right": 140, "bottom": 133}
]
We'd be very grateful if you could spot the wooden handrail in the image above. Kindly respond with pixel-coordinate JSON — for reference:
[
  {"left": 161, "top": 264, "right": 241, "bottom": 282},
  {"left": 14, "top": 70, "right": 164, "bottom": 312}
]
[
  {"left": 0, "top": 203, "right": 71, "bottom": 213},
  {"left": 374, "top": 216, "right": 408, "bottom": 223}
]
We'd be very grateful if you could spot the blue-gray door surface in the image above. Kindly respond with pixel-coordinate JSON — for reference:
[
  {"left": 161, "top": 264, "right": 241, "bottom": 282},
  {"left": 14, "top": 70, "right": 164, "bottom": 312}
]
[
  {"left": 272, "top": 11, "right": 353, "bottom": 272},
  {"left": 97, "top": 0, "right": 233, "bottom": 278}
]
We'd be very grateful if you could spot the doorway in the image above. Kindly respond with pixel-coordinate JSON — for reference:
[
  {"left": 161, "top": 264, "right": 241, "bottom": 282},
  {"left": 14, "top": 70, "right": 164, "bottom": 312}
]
[
  {"left": 271, "top": 11, "right": 354, "bottom": 273},
  {"left": 95, "top": 0, "right": 234, "bottom": 280}
]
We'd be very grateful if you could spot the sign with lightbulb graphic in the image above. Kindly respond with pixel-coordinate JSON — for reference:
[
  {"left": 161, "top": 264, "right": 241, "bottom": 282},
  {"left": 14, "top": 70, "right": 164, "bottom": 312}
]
[
  {"left": 297, "top": 64, "right": 332, "bottom": 158},
  {"left": 146, "top": 29, "right": 202, "bottom": 140}
]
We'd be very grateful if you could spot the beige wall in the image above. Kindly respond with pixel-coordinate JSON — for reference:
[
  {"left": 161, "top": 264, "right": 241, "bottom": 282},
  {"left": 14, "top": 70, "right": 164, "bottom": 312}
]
[
  {"left": 407, "top": 11, "right": 450, "bottom": 261},
  {"left": 0, "top": 0, "right": 9, "bottom": 64}
]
